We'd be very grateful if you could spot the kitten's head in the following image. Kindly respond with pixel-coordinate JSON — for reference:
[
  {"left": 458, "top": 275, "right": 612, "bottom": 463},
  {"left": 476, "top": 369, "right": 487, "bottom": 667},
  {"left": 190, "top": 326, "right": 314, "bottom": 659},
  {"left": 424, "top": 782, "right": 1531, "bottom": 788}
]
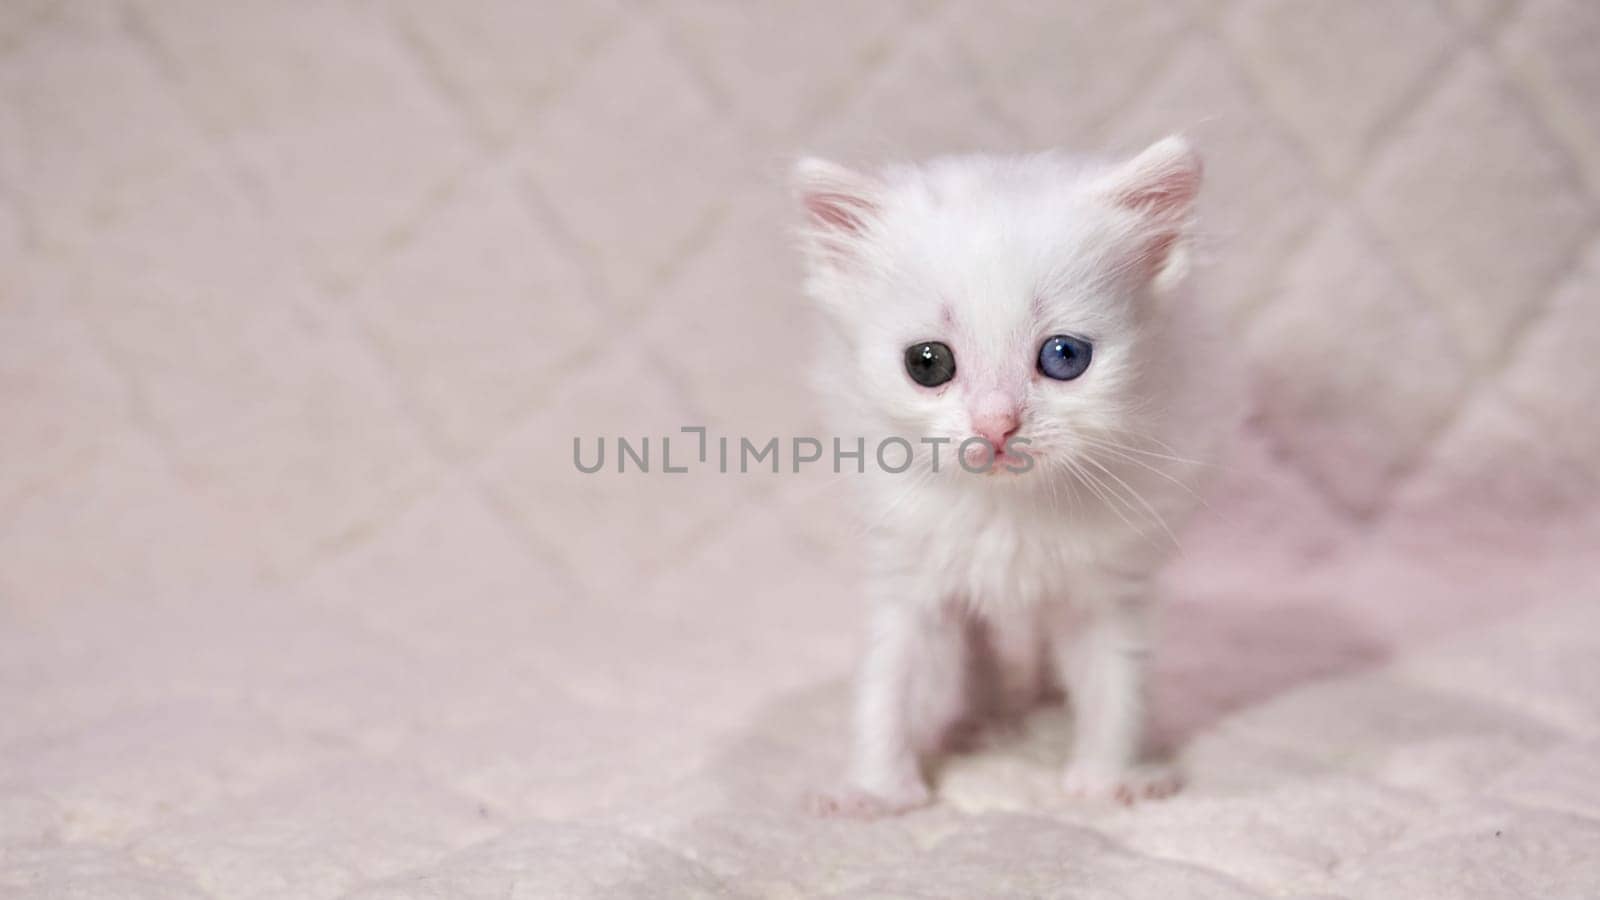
[{"left": 792, "top": 137, "right": 1203, "bottom": 482}]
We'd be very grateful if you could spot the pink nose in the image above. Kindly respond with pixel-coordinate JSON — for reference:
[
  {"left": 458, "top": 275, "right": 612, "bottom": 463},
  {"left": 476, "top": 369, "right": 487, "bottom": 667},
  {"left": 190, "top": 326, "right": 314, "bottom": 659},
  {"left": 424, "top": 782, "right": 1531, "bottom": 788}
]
[{"left": 970, "top": 392, "right": 1021, "bottom": 451}]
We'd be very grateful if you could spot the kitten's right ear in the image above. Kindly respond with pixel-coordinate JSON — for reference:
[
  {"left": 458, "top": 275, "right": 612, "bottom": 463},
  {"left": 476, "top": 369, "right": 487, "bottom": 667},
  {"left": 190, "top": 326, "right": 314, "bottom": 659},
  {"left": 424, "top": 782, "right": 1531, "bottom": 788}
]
[
  {"left": 791, "top": 157, "right": 881, "bottom": 268},
  {"left": 1092, "top": 136, "right": 1203, "bottom": 290}
]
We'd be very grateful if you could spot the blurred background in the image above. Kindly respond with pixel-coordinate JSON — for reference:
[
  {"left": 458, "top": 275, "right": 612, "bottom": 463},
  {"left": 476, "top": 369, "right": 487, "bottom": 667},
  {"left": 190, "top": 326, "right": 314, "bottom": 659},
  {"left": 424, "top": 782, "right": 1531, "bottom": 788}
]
[{"left": 3, "top": 1, "right": 1599, "bottom": 896}]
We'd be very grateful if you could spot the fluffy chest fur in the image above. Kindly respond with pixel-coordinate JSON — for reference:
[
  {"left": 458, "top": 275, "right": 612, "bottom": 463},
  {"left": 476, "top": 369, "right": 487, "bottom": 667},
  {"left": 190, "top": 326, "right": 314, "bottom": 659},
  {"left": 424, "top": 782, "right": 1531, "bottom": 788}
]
[{"left": 862, "top": 468, "right": 1186, "bottom": 613}]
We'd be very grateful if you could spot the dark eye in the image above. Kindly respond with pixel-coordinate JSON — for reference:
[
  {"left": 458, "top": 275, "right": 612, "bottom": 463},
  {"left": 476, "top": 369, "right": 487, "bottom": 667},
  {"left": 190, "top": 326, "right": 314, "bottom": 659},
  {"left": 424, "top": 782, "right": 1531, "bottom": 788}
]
[
  {"left": 1038, "top": 334, "right": 1092, "bottom": 381},
  {"left": 904, "top": 341, "right": 956, "bottom": 387}
]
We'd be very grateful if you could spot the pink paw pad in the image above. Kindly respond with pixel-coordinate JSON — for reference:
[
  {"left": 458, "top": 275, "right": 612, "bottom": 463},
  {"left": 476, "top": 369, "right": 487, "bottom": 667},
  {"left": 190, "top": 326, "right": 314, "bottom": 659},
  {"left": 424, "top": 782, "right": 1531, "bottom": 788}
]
[
  {"left": 805, "top": 784, "right": 932, "bottom": 819},
  {"left": 1061, "top": 764, "right": 1182, "bottom": 805}
]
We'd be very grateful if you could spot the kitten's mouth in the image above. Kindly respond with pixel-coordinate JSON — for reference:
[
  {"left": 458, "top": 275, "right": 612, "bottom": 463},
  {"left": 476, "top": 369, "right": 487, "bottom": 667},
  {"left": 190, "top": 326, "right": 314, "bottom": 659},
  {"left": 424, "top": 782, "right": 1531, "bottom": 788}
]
[
  {"left": 958, "top": 441, "right": 1034, "bottom": 475},
  {"left": 987, "top": 451, "right": 1030, "bottom": 474}
]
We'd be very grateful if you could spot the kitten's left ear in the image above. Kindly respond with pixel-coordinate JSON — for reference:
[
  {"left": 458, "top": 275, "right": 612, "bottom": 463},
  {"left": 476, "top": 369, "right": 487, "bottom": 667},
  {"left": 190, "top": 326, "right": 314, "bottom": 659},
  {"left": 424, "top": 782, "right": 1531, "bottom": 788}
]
[{"left": 1095, "top": 136, "right": 1203, "bottom": 286}]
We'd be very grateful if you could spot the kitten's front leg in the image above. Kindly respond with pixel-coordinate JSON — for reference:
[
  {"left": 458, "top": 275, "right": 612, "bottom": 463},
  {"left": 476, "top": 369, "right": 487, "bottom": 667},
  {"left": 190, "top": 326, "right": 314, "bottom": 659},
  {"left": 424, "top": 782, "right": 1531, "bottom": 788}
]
[
  {"left": 1055, "top": 586, "right": 1180, "bottom": 803},
  {"left": 813, "top": 597, "right": 967, "bottom": 818}
]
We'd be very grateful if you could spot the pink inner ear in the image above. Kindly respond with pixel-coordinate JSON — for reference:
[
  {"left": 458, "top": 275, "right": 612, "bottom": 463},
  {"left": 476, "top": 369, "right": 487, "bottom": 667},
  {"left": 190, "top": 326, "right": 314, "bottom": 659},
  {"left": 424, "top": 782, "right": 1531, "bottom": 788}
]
[
  {"left": 804, "top": 190, "right": 875, "bottom": 234},
  {"left": 1105, "top": 137, "right": 1202, "bottom": 223},
  {"left": 1118, "top": 216, "right": 1189, "bottom": 283},
  {"left": 1101, "top": 139, "right": 1202, "bottom": 280},
  {"left": 1112, "top": 162, "right": 1200, "bottom": 220},
  {"left": 1117, "top": 174, "right": 1196, "bottom": 215}
]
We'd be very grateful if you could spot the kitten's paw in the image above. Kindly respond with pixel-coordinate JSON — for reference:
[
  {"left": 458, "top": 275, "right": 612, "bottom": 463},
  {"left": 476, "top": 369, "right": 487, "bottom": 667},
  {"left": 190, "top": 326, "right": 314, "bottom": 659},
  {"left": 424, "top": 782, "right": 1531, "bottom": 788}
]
[
  {"left": 806, "top": 781, "right": 932, "bottom": 819},
  {"left": 1061, "top": 762, "right": 1182, "bottom": 805}
]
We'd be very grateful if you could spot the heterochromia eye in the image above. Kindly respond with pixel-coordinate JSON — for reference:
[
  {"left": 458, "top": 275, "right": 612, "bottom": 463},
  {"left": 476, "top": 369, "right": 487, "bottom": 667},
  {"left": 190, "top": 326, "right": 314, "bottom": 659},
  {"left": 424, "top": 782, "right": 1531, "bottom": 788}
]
[
  {"left": 1038, "top": 334, "right": 1093, "bottom": 381},
  {"left": 904, "top": 341, "right": 956, "bottom": 387}
]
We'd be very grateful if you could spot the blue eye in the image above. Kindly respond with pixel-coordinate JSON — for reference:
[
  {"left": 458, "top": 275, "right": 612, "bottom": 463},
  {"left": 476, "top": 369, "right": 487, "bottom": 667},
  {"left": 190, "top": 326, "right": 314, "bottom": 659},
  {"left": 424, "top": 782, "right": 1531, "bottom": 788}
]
[{"left": 1038, "top": 334, "right": 1092, "bottom": 381}]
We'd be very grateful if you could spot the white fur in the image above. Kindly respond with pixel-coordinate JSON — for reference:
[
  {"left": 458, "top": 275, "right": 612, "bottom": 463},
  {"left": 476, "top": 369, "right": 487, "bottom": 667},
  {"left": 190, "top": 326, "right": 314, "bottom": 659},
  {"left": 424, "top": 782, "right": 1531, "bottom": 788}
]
[{"left": 793, "top": 138, "right": 1236, "bottom": 816}]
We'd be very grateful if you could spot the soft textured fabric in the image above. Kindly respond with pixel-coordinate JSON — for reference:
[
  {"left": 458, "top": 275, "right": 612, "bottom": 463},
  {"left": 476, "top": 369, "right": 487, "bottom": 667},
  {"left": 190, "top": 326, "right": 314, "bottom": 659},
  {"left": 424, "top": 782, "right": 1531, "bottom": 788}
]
[{"left": 3, "top": 1, "right": 1599, "bottom": 897}]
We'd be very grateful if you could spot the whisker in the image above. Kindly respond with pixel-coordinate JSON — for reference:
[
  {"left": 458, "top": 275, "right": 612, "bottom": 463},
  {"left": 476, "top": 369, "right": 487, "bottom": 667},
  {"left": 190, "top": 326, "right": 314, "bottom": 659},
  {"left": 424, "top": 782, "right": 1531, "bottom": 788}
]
[
  {"left": 1102, "top": 426, "right": 1250, "bottom": 476},
  {"left": 1046, "top": 461, "right": 1074, "bottom": 513},
  {"left": 1081, "top": 451, "right": 1182, "bottom": 551},
  {"left": 1065, "top": 456, "right": 1149, "bottom": 542},
  {"left": 1075, "top": 435, "right": 1207, "bottom": 505},
  {"left": 1092, "top": 435, "right": 1212, "bottom": 469}
]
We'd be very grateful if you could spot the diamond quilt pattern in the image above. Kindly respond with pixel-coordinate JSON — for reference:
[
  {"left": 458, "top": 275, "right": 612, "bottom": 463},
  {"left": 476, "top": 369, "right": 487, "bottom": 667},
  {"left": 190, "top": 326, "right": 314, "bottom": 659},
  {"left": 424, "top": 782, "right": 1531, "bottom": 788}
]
[{"left": 4, "top": 2, "right": 1600, "bottom": 897}]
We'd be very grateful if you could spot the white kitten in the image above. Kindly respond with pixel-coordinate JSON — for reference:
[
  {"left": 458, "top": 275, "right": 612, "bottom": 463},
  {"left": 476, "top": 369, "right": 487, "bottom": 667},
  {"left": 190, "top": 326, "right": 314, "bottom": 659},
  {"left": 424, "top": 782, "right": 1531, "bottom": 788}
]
[{"left": 791, "top": 137, "right": 1234, "bottom": 816}]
